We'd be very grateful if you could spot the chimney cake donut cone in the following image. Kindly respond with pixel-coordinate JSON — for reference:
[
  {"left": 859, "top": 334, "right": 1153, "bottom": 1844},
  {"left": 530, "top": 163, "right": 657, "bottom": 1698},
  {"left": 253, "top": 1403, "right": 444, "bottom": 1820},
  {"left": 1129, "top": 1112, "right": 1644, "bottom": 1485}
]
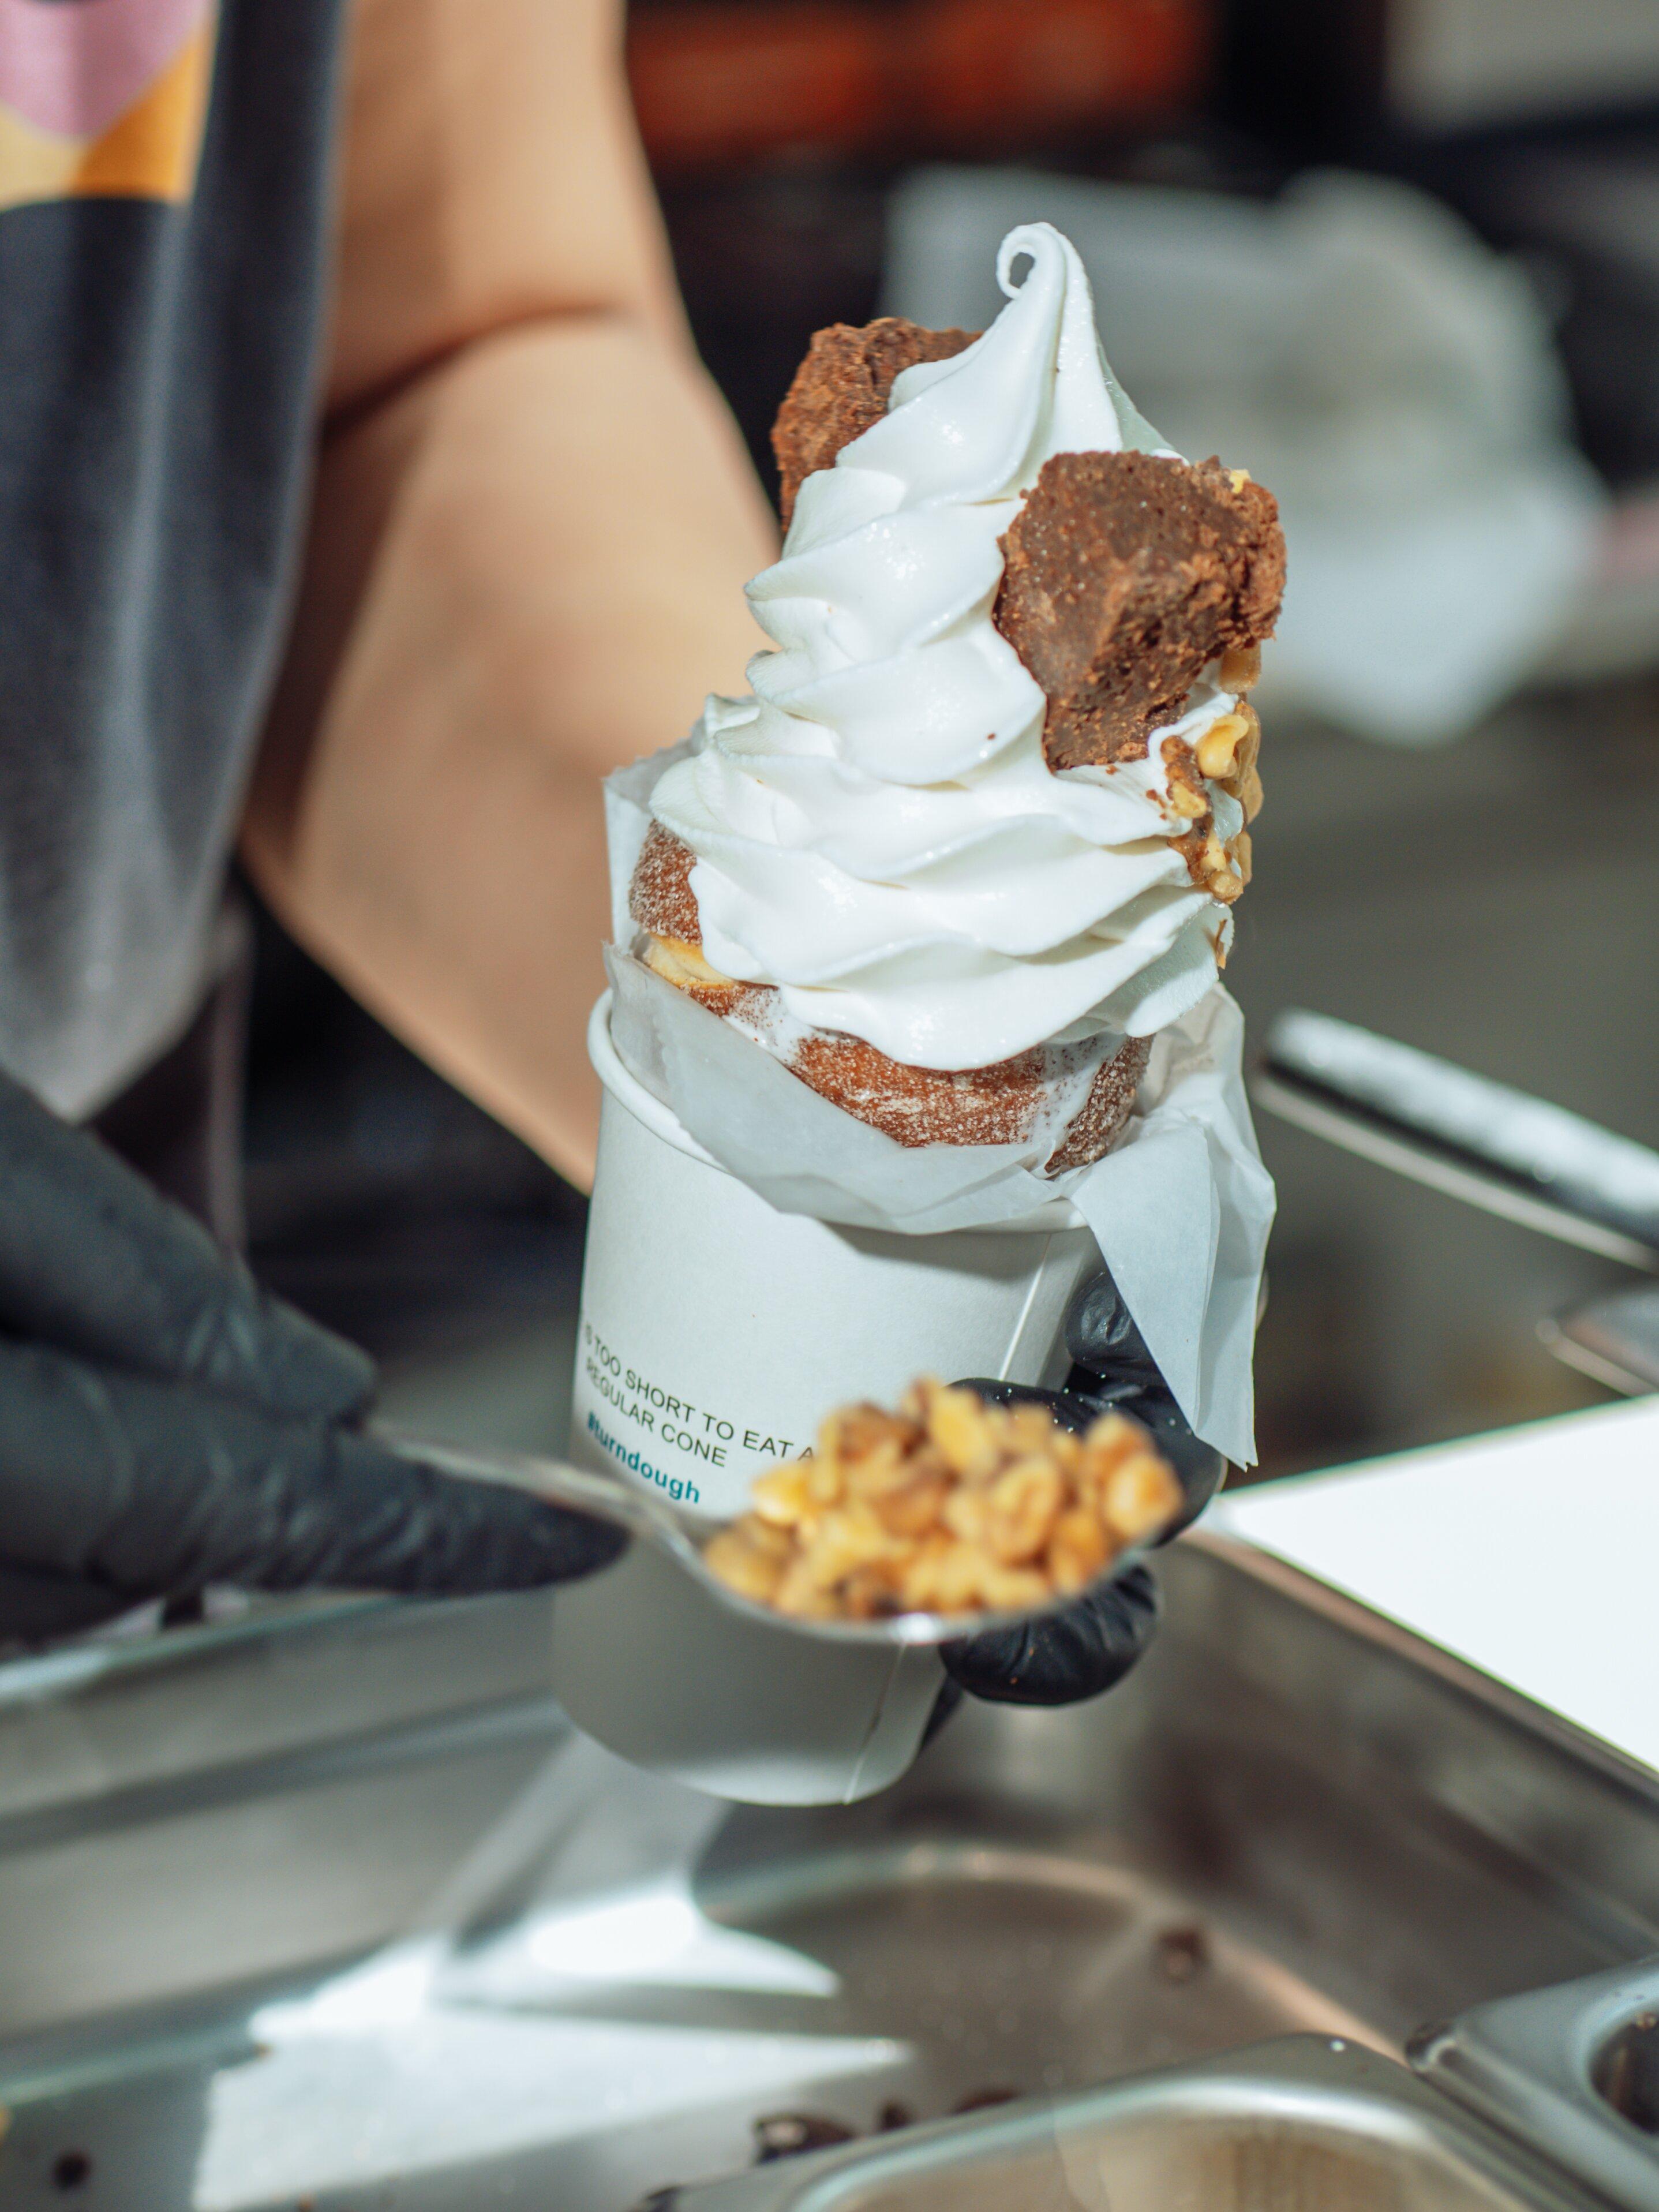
[{"left": 628, "top": 824, "right": 1150, "bottom": 1173}]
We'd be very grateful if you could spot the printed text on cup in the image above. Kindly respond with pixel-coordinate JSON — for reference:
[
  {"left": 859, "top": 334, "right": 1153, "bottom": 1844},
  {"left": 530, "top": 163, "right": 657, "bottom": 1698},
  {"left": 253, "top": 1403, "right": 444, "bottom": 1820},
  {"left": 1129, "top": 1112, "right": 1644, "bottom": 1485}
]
[{"left": 582, "top": 1323, "right": 794, "bottom": 1490}]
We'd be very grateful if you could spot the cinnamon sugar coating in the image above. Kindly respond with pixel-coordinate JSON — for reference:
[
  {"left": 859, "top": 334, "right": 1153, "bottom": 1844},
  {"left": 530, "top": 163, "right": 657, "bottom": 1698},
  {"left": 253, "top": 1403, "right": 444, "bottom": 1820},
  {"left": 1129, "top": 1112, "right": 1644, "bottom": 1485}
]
[
  {"left": 630, "top": 819, "right": 702, "bottom": 942},
  {"left": 626, "top": 831, "right": 1141, "bottom": 1172},
  {"left": 629, "top": 824, "right": 772, "bottom": 1018},
  {"left": 1045, "top": 1036, "right": 1150, "bottom": 1172},
  {"left": 791, "top": 1029, "right": 1140, "bottom": 1158},
  {"left": 997, "top": 451, "right": 1284, "bottom": 771},
  {"left": 772, "top": 319, "right": 979, "bottom": 527},
  {"left": 792, "top": 1031, "right": 1049, "bottom": 1148}
]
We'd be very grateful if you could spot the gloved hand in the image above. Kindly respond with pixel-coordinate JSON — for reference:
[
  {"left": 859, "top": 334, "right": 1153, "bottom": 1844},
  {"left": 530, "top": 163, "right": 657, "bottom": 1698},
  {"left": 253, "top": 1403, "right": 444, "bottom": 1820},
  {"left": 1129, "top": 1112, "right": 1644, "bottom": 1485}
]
[
  {"left": 940, "top": 1272, "right": 1224, "bottom": 1709},
  {"left": 0, "top": 1070, "right": 624, "bottom": 1644}
]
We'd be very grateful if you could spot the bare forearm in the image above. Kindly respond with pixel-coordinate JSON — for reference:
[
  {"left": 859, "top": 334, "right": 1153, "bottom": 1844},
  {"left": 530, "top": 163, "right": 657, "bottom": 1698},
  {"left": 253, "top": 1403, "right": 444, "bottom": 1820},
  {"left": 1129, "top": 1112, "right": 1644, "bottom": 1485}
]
[{"left": 244, "top": 314, "right": 775, "bottom": 1184}]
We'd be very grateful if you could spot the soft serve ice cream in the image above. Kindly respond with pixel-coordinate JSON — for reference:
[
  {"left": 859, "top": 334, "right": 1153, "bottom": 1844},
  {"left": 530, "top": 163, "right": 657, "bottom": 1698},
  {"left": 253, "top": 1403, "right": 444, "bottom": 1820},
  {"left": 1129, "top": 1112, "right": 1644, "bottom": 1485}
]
[{"left": 624, "top": 221, "right": 1283, "bottom": 1171}]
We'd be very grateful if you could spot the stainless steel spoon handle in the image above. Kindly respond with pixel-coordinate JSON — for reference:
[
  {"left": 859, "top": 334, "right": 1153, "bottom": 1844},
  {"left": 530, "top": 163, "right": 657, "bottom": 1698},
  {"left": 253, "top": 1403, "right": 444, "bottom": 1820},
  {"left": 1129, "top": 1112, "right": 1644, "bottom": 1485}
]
[
  {"left": 370, "top": 1428, "right": 666, "bottom": 1547},
  {"left": 1256, "top": 1009, "right": 1659, "bottom": 1270}
]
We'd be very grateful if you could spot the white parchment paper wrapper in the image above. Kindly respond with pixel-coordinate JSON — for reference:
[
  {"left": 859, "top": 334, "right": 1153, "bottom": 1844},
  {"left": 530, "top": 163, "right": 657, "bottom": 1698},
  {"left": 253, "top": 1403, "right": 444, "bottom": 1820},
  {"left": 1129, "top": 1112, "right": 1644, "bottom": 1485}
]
[{"left": 605, "top": 751, "right": 1276, "bottom": 1464}]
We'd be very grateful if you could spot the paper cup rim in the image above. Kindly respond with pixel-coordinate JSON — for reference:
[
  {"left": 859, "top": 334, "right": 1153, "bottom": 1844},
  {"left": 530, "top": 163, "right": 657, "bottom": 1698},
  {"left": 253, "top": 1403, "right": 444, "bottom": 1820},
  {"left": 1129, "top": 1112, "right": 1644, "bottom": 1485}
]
[
  {"left": 589, "top": 989, "right": 723, "bottom": 1169},
  {"left": 587, "top": 991, "right": 1088, "bottom": 1236}
]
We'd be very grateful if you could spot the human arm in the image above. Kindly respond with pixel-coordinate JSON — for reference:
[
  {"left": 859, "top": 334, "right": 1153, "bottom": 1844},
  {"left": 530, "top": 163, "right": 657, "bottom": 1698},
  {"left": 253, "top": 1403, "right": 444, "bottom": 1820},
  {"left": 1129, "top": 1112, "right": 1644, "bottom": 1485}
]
[{"left": 241, "top": 0, "right": 777, "bottom": 1189}]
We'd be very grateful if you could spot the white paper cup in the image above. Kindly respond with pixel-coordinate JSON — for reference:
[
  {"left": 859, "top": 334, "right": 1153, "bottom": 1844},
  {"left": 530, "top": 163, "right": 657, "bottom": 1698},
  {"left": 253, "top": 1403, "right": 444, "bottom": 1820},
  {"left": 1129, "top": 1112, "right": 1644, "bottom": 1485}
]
[
  {"left": 548, "top": 1536, "right": 953, "bottom": 1807},
  {"left": 570, "top": 997, "right": 1094, "bottom": 1518},
  {"left": 550, "top": 994, "right": 1099, "bottom": 1805}
]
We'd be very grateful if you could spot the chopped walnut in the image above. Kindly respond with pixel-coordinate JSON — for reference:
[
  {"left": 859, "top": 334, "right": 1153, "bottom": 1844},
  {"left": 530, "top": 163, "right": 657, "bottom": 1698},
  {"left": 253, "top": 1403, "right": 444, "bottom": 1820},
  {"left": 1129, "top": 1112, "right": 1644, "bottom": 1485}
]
[
  {"left": 1196, "top": 712, "right": 1250, "bottom": 781},
  {"left": 1219, "top": 701, "right": 1263, "bottom": 824},
  {"left": 703, "top": 1379, "right": 1185, "bottom": 1622},
  {"left": 1163, "top": 691, "right": 1263, "bottom": 907}
]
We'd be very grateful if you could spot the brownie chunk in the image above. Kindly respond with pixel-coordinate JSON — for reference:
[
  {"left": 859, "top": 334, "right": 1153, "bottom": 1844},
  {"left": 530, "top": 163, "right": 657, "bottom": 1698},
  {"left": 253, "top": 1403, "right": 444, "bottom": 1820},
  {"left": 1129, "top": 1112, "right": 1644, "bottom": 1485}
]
[
  {"left": 996, "top": 451, "right": 1285, "bottom": 771},
  {"left": 772, "top": 319, "right": 979, "bottom": 526}
]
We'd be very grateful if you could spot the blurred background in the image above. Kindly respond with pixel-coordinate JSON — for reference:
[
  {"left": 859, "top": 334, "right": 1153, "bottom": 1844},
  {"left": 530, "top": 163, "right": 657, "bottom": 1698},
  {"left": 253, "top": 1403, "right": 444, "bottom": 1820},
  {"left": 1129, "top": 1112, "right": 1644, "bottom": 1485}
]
[{"left": 246, "top": 0, "right": 1659, "bottom": 1481}]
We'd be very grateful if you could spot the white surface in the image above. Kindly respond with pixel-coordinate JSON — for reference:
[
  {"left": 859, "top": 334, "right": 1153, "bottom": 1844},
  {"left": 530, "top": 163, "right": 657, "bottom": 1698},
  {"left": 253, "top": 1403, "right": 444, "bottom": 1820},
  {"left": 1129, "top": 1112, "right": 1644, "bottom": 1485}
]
[
  {"left": 1390, "top": 0, "right": 1659, "bottom": 129},
  {"left": 654, "top": 221, "right": 1234, "bottom": 1072},
  {"left": 1216, "top": 1395, "right": 1659, "bottom": 1775}
]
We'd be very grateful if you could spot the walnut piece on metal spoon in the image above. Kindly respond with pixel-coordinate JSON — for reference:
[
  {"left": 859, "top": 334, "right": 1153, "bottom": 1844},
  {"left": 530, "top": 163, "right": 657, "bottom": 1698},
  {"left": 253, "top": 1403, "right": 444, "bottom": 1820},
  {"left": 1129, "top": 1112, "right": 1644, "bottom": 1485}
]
[{"left": 703, "top": 1379, "right": 1183, "bottom": 1622}]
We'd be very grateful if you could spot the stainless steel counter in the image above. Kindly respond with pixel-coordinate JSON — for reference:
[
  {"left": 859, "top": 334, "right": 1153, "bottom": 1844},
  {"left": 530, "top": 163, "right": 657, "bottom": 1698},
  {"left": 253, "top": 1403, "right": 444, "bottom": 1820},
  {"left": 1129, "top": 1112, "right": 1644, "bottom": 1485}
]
[
  {"left": 675, "top": 2037, "right": 1601, "bottom": 2212},
  {"left": 0, "top": 1532, "right": 1650, "bottom": 2209}
]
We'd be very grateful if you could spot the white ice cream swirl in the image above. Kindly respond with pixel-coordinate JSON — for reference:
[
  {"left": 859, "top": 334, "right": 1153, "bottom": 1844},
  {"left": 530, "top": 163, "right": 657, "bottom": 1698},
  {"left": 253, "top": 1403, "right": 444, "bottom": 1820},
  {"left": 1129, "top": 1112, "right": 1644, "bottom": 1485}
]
[{"left": 649, "top": 223, "right": 1246, "bottom": 1073}]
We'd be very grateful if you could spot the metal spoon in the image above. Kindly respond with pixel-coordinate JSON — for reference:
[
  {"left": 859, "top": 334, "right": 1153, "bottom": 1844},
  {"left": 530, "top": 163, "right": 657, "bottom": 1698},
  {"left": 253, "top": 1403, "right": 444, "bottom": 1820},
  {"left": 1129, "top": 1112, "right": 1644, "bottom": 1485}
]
[
  {"left": 375, "top": 1427, "right": 1151, "bottom": 1650},
  {"left": 1252, "top": 1010, "right": 1659, "bottom": 1400},
  {"left": 1254, "top": 1009, "right": 1659, "bottom": 1270}
]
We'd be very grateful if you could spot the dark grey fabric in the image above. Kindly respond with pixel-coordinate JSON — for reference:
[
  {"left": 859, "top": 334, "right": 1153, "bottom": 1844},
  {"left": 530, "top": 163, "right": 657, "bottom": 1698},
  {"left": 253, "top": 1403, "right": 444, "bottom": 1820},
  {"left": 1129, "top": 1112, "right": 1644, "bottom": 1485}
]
[
  {"left": 0, "top": 0, "right": 346, "bottom": 1118},
  {"left": 92, "top": 900, "right": 252, "bottom": 1245}
]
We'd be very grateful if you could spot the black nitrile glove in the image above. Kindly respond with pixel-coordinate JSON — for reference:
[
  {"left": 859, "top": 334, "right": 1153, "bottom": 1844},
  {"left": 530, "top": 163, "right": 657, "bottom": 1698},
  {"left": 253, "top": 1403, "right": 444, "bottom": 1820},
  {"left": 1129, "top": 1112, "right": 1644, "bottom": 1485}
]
[
  {"left": 0, "top": 1071, "right": 624, "bottom": 1644},
  {"left": 940, "top": 1271, "right": 1224, "bottom": 1710}
]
